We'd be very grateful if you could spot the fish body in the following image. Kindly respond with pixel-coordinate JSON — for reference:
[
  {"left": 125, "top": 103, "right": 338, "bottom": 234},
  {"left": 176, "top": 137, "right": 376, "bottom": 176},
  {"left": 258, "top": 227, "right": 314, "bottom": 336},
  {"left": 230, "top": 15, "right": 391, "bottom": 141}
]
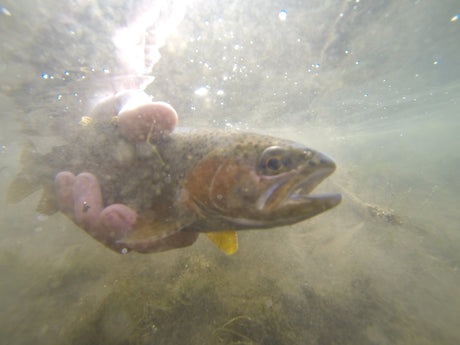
[{"left": 7, "top": 121, "right": 341, "bottom": 253}]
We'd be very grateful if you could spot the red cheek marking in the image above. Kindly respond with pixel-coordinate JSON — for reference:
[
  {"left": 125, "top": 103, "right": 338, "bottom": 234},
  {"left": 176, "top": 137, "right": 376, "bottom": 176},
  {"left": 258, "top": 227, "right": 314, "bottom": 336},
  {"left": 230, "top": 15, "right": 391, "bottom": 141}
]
[{"left": 183, "top": 157, "right": 222, "bottom": 211}]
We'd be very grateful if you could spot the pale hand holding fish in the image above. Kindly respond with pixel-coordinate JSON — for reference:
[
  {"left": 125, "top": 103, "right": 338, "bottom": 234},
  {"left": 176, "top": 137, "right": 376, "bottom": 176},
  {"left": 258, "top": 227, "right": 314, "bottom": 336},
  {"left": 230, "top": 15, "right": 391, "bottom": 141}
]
[
  {"left": 55, "top": 172, "right": 198, "bottom": 254},
  {"left": 7, "top": 92, "right": 341, "bottom": 255},
  {"left": 53, "top": 93, "right": 199, "bottom": 254}
]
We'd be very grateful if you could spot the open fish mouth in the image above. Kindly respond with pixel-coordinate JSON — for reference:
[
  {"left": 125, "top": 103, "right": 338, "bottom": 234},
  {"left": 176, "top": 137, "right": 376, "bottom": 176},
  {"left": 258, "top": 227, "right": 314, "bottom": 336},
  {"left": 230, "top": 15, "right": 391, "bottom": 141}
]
[
  {"left": 283, "top": 166, "right": 342, "bottom": 208},
  {"left": 256, "top": 153, "right": 342, "bottom": 224}
]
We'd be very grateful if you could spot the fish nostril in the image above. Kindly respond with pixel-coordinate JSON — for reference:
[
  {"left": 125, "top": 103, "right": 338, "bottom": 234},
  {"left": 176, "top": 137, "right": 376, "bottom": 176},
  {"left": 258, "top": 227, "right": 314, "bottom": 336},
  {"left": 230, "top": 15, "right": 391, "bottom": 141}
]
[{"left": 308, "top": 161, "right": 316, "bottom": 167}]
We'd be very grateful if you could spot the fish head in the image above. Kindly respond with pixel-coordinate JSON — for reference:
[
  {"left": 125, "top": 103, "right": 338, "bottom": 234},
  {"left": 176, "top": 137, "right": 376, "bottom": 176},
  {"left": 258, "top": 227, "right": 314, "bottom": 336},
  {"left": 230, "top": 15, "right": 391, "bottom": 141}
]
[{"left": 183, "top": 134, "right": 341, "bottom": 231}]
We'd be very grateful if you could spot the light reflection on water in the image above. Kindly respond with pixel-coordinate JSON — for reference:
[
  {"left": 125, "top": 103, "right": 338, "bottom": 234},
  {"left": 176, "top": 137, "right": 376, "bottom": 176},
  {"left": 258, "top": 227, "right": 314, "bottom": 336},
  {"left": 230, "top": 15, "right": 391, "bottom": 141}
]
[{"left": 0, "top": 0, "right": 459, "bottom": 344}]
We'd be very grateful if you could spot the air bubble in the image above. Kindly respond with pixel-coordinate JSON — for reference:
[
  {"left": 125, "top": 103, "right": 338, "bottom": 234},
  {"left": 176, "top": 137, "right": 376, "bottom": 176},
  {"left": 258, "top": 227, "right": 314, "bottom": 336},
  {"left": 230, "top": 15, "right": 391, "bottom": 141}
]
[{"left": 279, "top": 10, "right": 287, "bottom": 21}]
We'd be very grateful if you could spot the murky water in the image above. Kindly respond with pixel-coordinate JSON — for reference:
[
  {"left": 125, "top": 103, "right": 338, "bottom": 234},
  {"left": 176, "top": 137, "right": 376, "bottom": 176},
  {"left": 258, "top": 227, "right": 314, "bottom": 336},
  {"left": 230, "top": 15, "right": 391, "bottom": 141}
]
[{"left": 1, "top": 1, "right": 459, "bottom": 344}]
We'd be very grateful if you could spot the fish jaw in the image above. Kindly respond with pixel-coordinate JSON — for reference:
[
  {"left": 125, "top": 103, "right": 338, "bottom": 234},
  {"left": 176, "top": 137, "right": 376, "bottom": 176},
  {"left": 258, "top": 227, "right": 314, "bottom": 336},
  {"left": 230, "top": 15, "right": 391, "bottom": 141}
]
[{"left": 268, "top": 166, "right": 342, "bottom": 224}]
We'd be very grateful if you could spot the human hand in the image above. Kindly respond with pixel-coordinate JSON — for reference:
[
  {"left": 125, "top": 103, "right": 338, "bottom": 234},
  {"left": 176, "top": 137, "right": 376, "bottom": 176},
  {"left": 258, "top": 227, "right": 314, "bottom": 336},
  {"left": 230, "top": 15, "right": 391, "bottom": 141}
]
[{"left": 54, "top": 92, "right": 198, "bottom": 254}]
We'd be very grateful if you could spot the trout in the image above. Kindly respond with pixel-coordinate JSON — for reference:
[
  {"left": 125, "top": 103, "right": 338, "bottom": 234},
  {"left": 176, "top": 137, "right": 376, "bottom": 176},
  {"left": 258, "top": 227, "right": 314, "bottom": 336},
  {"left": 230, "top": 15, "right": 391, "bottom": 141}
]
[{"left": 6, "top": 121, "right": 341, "bottom": 254}]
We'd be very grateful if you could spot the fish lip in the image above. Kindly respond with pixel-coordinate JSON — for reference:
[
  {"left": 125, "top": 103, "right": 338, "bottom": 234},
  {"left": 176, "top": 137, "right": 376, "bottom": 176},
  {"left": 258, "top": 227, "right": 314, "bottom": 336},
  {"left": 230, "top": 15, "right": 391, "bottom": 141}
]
[
  {"left": 285, "top": 191, "right": 342, "bottom": 207},
  {"left": 280, "top": 165, "right": 342, "bottom": 208},
  {"left": 257, "top": 163, "right": 340, "bottom": 212},
  {"left": 287, "top": 165, "right": 335, "bottom": 200}
]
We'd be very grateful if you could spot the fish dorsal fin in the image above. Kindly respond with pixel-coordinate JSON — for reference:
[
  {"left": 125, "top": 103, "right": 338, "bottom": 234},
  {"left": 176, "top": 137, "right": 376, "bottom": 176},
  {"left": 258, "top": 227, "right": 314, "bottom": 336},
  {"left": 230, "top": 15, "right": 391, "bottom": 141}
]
[{"left": 205, "top": 231, "right": 238, "bottom": 255}]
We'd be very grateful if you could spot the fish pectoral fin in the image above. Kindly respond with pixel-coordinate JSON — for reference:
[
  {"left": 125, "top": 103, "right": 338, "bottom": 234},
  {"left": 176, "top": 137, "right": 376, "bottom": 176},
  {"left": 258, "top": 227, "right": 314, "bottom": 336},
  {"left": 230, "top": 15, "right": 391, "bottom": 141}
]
[
  {"left": 122, "top": 217, "right": 181, "bottom": 244},
  {"left": 205, "top": 231, "right": 238, "bottom": 255}
]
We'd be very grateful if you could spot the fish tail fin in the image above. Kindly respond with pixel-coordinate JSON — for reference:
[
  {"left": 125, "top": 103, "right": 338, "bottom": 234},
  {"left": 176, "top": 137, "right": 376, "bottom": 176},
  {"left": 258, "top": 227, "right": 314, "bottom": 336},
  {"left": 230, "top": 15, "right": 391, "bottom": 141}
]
[
  {"left": 5, "top": 174, "right": 41, "bottom": 204},
  {"left": 6, "top": 141, "right": 44, "bottom": 205}
]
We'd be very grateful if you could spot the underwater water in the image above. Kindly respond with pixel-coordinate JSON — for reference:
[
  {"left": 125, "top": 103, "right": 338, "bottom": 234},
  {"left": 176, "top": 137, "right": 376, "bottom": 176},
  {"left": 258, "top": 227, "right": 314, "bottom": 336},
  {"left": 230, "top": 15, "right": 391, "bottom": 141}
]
[{"left": 0, "top": 0, "right": 459, "bottom": 344}]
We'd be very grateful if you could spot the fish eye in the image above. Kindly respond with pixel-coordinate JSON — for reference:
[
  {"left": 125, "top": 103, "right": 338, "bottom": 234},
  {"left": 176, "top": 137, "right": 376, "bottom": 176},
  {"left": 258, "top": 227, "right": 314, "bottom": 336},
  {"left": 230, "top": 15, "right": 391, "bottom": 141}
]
[
  {"left": 258, "top": 146, "right": 289, "bottom": 175},
  {"left": 266, "top": 156, "right": 282, "bottom": 171}
]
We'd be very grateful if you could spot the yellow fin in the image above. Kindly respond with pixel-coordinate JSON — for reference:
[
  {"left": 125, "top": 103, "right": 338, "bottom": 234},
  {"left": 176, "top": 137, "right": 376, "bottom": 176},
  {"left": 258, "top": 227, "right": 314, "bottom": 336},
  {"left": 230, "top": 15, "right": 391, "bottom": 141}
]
[{"left": 205, "top": 231, "right": 238, "bottom": 255}]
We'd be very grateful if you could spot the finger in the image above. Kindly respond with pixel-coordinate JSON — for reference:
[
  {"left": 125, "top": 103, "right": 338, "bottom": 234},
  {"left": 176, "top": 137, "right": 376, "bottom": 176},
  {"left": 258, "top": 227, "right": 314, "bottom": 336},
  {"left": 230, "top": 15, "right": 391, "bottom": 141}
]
[
  {"left": 118, "top": 101, "right": 178, "bottom": 142},
  {"left": 90, "top": 90, "right": 150, "bottom": 122},
  {"left": 99, "top": 204, "right": 137, "bottom": 241},
  {"left": 72, "top": 173, "right": 104, "bottom": 233},
  {"left": 89, "top": 94, "right": 122, "bottom": 122},
  {"left": 54, "top": 171, "right": 76, "bottom": 219},
  {"left": 130, "top": 231, "right": 199, "bottom": 254}
]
